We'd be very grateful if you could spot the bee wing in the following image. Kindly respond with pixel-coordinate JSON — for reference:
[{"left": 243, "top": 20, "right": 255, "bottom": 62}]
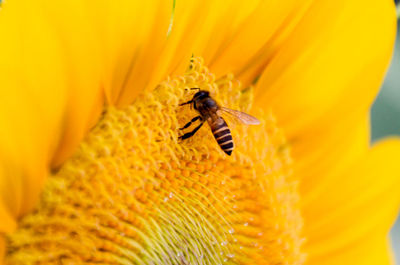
[{"left": 219, "top": 107, "right": 260, "bottom": 125}]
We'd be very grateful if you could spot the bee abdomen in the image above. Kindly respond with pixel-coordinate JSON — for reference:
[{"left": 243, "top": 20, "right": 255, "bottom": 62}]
[{"left": 211, "top": 118, "right": 234, "bottom": 155}]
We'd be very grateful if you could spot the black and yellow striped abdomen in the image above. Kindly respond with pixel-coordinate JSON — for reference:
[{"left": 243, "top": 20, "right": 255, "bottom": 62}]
[{"left": 210, "top": 117, "right": 234, "bottom": 155}]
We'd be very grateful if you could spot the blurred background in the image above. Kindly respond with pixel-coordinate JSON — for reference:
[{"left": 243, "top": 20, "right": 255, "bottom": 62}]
[{"left": 372, "top": 7, "right": 400, "bottom": 263}]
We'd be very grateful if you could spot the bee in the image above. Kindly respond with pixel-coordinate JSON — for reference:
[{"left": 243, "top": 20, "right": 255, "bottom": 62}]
[{"left": 179, "top": 88, "right": 260, "bottom": 155}]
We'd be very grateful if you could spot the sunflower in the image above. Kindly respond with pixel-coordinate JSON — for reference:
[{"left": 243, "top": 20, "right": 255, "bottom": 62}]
[{"left": 1, "top": 0, "right": 399, "bottom": 264}]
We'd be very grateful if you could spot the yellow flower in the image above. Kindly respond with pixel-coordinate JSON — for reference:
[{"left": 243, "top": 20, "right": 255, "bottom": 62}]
[{"left": 0, "top": 0, "right": 399, "bottom": 264}]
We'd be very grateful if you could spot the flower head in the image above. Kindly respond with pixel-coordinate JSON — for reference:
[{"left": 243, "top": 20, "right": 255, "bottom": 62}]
[
  {"left": 6, "top": 58, "right": 303, "bottom": 264},
  {"left": 0, "top": 0, "right": 399, "bottom": 264}
]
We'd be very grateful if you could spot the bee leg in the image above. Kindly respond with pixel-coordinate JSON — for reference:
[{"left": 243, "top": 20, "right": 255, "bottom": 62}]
[
  {"left": 179, "top": 121, "right": 204, "bottom": 140},
  {"left": 179, "top": 116, "right": 201, "bottom": 130},
  {"left": 179, "top": 100, "right": 192, "bottom": 106}
]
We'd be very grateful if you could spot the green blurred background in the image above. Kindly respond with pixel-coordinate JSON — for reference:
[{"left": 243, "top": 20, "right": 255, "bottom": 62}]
[{"left": 372, "top": 13, "right": 399, "bottom": 264}]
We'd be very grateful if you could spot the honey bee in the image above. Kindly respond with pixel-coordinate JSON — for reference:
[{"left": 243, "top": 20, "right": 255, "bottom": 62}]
[{"left": 179, "top": 88, "right": 260, "bottom": 155}]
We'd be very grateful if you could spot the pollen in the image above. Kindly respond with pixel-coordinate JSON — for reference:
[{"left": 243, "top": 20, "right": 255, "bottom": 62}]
[{"left": 5, "top": 57, "right": 304, "bottom": 265}]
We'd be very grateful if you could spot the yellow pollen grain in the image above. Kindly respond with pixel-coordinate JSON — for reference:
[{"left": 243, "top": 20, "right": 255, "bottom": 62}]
[{"left": 6, "top": 57, "right": 304, "bottom": 265}]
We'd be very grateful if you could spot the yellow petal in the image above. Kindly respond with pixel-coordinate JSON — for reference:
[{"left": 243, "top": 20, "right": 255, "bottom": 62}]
[
  {"left": 303, "top": 138, "right": 400, "bottom": 264},
  {"left": 100, "top": 0, "right": 172, "bottom": 105},
  {"left": 41, "top": 0, "right": 105, "bottom": 166},
  {"left": 0, "top": 191, "right": 16, "bottom": 234},
  {"left": 0, "top": 0, "right": 104, "bottom": 224},
  {"left": 107, "top": 0, "right": 304, "bottom": 106},
  {"left": 191, "top": 0, "right": 264, "bottom": 69},
  {"left": 297, "top": 115, "right": 369, "bottom": 202},
  {"left": 0, "top": 0, "right": 66, "bottom": 219},
  {"left": 104, "top": 1, "right": 235, "bottom": 106},
  {"left": 0, "top": 236, "right": 4, "bottom": 265},
  {"left": 207, "top": 0, "right": 313, "bottom": 83},
  {"left": 308, "top": 233, "right": 394, "bottom": 265},
  {"left": 254, "top": 0, "right": 396, "bottom": 138}
]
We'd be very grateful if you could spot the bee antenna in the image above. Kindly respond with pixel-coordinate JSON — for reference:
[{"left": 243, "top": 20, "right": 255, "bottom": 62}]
[{"left": 190, "top": 87, "right": 200, "bottom": 91}]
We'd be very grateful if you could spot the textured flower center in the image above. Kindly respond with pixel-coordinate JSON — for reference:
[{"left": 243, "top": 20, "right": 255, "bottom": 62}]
[{"left": 6, "top": 58, "right": 303, "bottom": 265}]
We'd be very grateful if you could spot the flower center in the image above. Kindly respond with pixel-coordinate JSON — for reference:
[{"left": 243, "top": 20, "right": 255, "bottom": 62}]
[{"left": 6, "top": 58, "right": 303, "bottom": 265}]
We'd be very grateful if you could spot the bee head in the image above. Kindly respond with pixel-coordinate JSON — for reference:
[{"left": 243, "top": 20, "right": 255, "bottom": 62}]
[{"left": 193, "top": 90, "right": 209, "bottom": 101}]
